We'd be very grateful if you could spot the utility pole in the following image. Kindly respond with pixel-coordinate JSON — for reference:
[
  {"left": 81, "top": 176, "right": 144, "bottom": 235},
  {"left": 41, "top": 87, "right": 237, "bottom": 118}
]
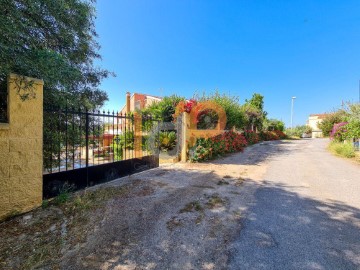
[{"left": 291, "top": 96, "right": 296, "bottom": 129}]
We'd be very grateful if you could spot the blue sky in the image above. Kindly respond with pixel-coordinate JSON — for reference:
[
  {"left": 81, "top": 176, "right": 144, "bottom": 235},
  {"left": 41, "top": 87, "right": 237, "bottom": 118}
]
[{"left": 95, "top": 0, "right": 360, "bottom": 127}]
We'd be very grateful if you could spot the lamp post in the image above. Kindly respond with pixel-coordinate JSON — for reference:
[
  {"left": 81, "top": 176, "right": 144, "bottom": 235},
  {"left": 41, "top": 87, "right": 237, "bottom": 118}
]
[{"left": 291, "top": 96, "right": 296, "bottom": 129}]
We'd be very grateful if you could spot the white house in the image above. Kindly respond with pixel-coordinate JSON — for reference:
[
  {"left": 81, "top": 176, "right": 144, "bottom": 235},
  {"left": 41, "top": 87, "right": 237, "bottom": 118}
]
[{"left": 307, "top": 114, "right": 328, "bottom": 138}]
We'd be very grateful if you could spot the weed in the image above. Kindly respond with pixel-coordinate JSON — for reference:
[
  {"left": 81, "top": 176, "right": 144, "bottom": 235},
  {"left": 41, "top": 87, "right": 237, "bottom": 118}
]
[
  {"left": 54, "top": 191, "right": 70, "bottom": 205},
  {"left": 0, "top": 184, "right": 131, "bottom": 270},
  {"left": 73, "top": 196, "right": 91, "bottom": 210},
  {"left": 217, "top": 180, "right": 229, "bottom": 185},
  {"left": 195, "top": 213, "right": 204, "bottom": 224},
  {"left": 41, "top": 200, "right": 49, "bottom": 209},
  {"left": 166, "top": 216, "right": 182, "bottom": 230},
  {"left": 206, "top": 195, "right": 224, "bottom": 208},
  {"left": 328, "top": 141, "right": 355, "bottom": 158},
  {"left": 356, "top": 152, "right": 360, "bottom": 163},
  {"left": 180, "top": 201, "right": 203, "bottom": 213},
  {"left": 234, "top": 177, "right": 245, "bottom": 186},
  {"left": 53, "top": 183, "right": 74, "bottom": 205}
]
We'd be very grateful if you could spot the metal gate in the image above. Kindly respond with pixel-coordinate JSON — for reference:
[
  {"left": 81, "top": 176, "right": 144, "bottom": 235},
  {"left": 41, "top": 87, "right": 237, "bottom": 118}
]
[{"left": 43, "top": 106, "right": 160, "bottom": 198}]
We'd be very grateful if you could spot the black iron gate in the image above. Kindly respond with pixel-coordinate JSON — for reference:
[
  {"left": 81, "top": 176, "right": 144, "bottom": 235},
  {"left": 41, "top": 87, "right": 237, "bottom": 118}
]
[{"left": 43, "top": 106, "right": 160, "bottom": 198}]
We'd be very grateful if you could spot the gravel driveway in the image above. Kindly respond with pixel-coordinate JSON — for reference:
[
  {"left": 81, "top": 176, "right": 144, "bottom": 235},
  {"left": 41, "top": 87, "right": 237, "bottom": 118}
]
[{"left": 1, "top": 139, "right": 359, "bottom": 269}]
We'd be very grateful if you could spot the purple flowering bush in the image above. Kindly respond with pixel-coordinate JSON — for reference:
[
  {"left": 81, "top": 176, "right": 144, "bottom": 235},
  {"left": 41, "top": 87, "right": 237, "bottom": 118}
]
[{"left": 330, "top": 122, "right": 348, "bottom": 142}]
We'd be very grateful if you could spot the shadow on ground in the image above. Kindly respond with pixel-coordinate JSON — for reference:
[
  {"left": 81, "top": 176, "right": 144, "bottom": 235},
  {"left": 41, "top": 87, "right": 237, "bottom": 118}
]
[
  {"left": 2, "top": 138, "right": 360, "bottom": 270},
  {"left": 228, "top": 180, "right": 360, "bottom": 270},
  {"left": 60, "top": 168, "right": 360, "bottom": 269}
]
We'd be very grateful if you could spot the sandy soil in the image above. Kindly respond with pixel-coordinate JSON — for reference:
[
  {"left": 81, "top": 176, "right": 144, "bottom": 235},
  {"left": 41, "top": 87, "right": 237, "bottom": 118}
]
[{"left": 0, "top": 141, "right": 284, "bottom": 270}]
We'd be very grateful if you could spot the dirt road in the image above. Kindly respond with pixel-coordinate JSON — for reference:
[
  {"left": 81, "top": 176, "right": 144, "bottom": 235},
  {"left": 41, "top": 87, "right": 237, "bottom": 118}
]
[{"left": 1, "top": 139, "right": 360, "bottom": 269}]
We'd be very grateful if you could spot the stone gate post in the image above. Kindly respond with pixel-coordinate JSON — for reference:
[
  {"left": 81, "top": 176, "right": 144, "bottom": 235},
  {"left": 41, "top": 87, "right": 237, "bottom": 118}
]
[{"left": 0, "top": 74, "right": 43, "bottom": 220}]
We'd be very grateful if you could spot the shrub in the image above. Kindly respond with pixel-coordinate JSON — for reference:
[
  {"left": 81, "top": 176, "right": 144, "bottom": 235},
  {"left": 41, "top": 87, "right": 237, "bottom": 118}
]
[
  {"left": 317, "top": 110, "right": 347, "bottom": 137},
  {"left": 195, "top": 91, "right": 246, "bottom": 129},
  {"left": 285, "top": 125, "right": 310, "bottom": 138},
  {"left": 328, "top": 141, "right": 355, "bottom": 158},
  {"left": 243, "top": 130, "right": 260, "bottom": 145},
  {"left": 190, "top": 131, "right": 247, "bottom": 162},
  {"left": 159, "top": 131, "right": 177, "bottom": 151},
  {"left": 112, "top": 131, "right": 134, "bottom": 160},
  {"left": 264, "top": 118, "right": 285, "bottom": 132},
  {"left": 330, "top": 122, "right": 348, "bottom": 142},
  {"left": 273, "top": 130, "right": 287, "bottom": 139},
  {"left": 344, "top": 103, "right": 360, "bottom": 139},
  {"left": 142, "top": 95, "right": 185, "bottom": 122},
  {"left": 259, "top": 131, "right": 279, "bottom": 141}
]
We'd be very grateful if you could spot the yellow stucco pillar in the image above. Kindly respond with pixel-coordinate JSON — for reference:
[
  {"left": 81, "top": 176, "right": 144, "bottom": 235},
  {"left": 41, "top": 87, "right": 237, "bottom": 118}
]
[
  {"left": 0, "top": 74, "right": 43, "bottom": 220},
  {"left": 181, "top": 112, "right": 190, "bottom": 162},
  {"left": 133, "top": 112, "right": 142, "bottom": 158}
]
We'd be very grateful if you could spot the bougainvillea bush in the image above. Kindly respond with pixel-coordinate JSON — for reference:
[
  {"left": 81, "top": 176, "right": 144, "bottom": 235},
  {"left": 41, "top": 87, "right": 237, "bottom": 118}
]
[
  {"left": 330, "top": 122, "right": 348, "bottom": 142},
  {"left": 243, "top": 130, "right": 260, "bottom": 145},
  {"left": 190, "top": 131, "right": 248, "bottom": 162}
]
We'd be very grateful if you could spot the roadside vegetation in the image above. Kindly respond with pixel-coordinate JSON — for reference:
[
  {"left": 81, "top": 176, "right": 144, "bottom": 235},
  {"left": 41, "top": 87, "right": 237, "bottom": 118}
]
[
  {"left": 140, "top": 91, "right": 288, "bottom": 161},
  {"left": 0, "top": 184, "right": 131, "bottom": 270},
  {"left": 328, "top": 141, "right": 355, "bottom": 158},
  {"left": 285, "top": 125, "right": 312, "bottom": 138},
  {"left": 318, "top": 103, "right": 360, "bottom": 162}
]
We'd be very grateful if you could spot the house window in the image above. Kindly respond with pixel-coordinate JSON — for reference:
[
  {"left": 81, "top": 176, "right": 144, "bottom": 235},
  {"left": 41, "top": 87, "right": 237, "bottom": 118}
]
[
  {"left": 0, "top": 83, "right": 7, "bottom": 123},
  {"left": 135, "top": 100, "right": 141, "bottom": 110}
]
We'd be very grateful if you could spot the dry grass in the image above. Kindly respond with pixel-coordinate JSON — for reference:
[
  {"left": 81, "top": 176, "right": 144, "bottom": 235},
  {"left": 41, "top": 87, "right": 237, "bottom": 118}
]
[
  {"left": 206, "top": 195, "right": 225, "bottom": 209},
  {"left": 355, "top": 152, "right": 360, "bottom": 163},
  {"left": 0, "top": 185, "right": 130, "bottom": 270},
  {"left": 327, "top": 142, "right": 360, "bottom": 165},
  {"left": 180, "top": 201, "right": 203, "bottom": 213},
  {"left": 328, "top": 141, "right": 356, "bottom": 158}
]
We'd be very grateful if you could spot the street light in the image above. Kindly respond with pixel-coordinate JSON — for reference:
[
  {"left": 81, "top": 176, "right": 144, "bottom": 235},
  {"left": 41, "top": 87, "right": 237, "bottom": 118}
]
[{"left": 291, "top": 96, "right": 296, "bottom": 129}]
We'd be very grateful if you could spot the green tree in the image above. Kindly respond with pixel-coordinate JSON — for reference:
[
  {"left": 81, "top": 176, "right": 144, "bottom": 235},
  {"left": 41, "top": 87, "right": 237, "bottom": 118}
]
[
  {"left": 195, "top": 91, "right": 246, "bottom": 129},
  {"left": 344, "top": 103, "right": 360, "bottom": 139},
  {"left": 285, "top": 125, "right": 312, "bottom": 138},
  {"left": 317, "top": 110, "right": 347, "bottom": 137},
  {"left": 264, "top": 118, "right": 285, "bottom": 131},
  {"left": 142, "top": 95, "right": 185, "bottom": 122},
  {"left": 1, "top": 0, "right": 113, "bottom": 170},
  {"left": 243, "top": 93, "right": 267, "bottom": 131},
  {"left": 0, "top": 0, "right": 112, "bottom": 108}
]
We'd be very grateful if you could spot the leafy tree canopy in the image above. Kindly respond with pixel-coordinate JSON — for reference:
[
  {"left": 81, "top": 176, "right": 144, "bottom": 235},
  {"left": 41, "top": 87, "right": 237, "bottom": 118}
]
[
  {"left": 245, "top": 93, "right": 266, "bottom": 113},
  {"left": 0, "top": 0, "right": 112, "bottom": 108},
  {"left": 142, "top": 95, "right": 185, "bottom": 122},
  {"left": 344, "top": 103, "right": 360, "bottom": 139},
  {"left": 243, "top": 93, "right": 267, "bottom": 131},
  {"left": 195, "top": 91, "right": 246, "bottom": 129},
  {"left": 264, "top": 118, "right": 285, "bottom": 131},
  {"left": 317, "top": 110, "right": 347, "bottom": 137}
]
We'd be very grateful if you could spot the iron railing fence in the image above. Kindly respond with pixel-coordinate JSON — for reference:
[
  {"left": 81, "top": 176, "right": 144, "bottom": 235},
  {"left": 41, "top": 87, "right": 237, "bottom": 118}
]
[{"left": 43, "top": 106, "right": 160, "bottom": 174}]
